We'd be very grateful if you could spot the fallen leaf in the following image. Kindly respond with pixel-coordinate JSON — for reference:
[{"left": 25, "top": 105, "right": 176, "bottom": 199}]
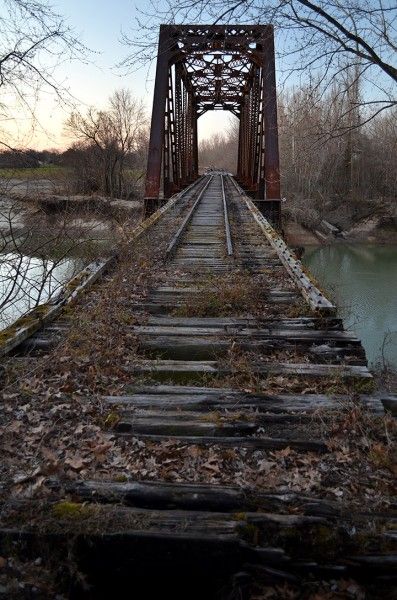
[
  {"left": 202, "top": 461, "right": 220, "bottom": 473},
  {"left": 65, "top": 455, "right": 85, "bottom": 471}
]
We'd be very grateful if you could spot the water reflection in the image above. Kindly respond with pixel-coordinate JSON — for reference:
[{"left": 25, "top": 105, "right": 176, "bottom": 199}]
[
  {"left": 304, "top": 245, "right": 397, "bottom": 368},
  {"left": 0, "top": 253, "right": 81, "bottom": 329}
]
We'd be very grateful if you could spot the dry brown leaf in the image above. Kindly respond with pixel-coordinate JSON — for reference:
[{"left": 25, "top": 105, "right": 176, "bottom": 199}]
[
  {"left": 64, "top": 455, "right": 85, "bottom": 471},
  {"left": 202, "top": 461, "right": 220, "bottom": 473},
  {"left": 8, "top": 420, "right": 22, "bottom": 433}
]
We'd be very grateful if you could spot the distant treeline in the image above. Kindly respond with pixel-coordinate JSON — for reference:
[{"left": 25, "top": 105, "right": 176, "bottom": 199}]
[
  {"left": 0, "top": 147, "right": 139, "bottom": 170},
  {"left": 2, "top": 80, "right": 396, "bottom": 216},
  {"left": 0, "top": 149, "right": 63, "bottom": 169}
]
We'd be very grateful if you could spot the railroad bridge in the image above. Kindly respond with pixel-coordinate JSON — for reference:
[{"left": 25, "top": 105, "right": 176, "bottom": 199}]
[
  {"left": 0, "top": 24, "right": 396, "bottom": 600},
  {"left": 144, "top": 24, "right": 281, "bottom": 226}
]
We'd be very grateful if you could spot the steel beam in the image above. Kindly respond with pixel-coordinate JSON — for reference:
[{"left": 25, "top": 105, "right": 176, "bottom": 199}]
[
  {"left": 261, "top": 26, "right": 281, "bottom": 227},
  {"left": 144, "top": 25, "right": 173, "bottom": 217}
]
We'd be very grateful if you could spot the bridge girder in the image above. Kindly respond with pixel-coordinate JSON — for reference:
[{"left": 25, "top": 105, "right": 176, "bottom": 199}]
[{"left": 144, "top": 24, "right": 281, "bottom": 226}]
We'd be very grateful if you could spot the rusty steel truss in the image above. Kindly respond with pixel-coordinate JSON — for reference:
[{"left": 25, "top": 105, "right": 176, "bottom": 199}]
[{"left": 144, "top": 24, "right": 281, "bottom": 225}]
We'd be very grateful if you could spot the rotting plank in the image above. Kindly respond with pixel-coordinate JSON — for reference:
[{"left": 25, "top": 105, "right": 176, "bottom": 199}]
[
  {"left": 103, "top": 391, "right": 389, "bottom": 414},
  {"left": 117, "top": 432, "right": 328, "bottom": 452},
  {"left": 128, "top": 359, "right": 373, "bottom": 379}
]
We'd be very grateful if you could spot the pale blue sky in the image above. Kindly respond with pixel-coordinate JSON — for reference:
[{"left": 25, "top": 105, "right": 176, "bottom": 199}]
[
  {"left": 6, "top": 0, "right": 393, "bottom": 149},
  {"left": 7, "top": 0, "right": 232, "bottom": 149}
]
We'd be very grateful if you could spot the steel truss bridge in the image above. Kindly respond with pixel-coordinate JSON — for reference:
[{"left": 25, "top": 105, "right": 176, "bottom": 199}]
[{"left": 144, "top": 24, "right": 281, "bottom": 226}]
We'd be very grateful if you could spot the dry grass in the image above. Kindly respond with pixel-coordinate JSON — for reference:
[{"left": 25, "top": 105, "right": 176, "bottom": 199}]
[{"left": 173, "top": 271, "right": 269, "bottom": 317}]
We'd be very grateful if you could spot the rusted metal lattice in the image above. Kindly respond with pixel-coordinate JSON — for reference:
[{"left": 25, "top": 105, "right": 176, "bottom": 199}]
[{"left": 144, "top": 24, "right": 281, "bottom": 226}]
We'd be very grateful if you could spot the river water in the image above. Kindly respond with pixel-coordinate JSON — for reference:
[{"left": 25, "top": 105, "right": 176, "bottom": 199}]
[
  {"left": 0, "top": 253, "right": 82, "bottom": 330},
  {"left": 303, "top": 244, "right": 397, "bottom": 369}
]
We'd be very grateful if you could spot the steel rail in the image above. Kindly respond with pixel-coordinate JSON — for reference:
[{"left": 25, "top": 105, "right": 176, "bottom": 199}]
[
  {"left": 227, "top": 175, "right": 336, "bottom": 314},
  {"left": 221, "top": 174, "right": 233, "bottom": 256},
  {"left": 165, "top": 175, "right": 213, "bottom": 258}
]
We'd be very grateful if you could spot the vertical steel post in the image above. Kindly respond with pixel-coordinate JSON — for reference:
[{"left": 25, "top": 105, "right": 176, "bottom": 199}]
[
  {"left": 257, "top": 69, "right": 266, "bottom": 199},
  {"left": 262, "top": 26, "right": 281, "bottom": 228},
  {"left": 192, "top": 102, "right": 199, "bottom": 179},
  {"left": 237, "top": 112, "right": 242, "bottom": 180},
  {"left": 144, "top": 25, "right": 172, "bottom": 217}
]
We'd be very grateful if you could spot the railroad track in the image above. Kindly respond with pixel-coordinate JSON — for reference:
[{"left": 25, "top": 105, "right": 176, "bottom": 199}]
[
  {"left": 166, "top": 173, "right": 234, "bottom": 266},
  {"left": 1, "top": 173, "right": 396, "bottom": 598}
]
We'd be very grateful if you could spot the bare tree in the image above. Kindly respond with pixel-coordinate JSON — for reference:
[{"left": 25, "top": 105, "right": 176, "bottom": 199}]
[
  {"left": 0, "top": 0, "right": 87, "bottom": 146},
  {"left": 199, "top": 127, "right": 238, "bottom": 173},
  {"left": 0, "top": 205, "right": 85, "bottom": 328},
  {"left": 66, "top": 89, "right": 147, "bottom": 198},
  {"left": 123, "top": 0, "right": 396, "bottom": 128}
]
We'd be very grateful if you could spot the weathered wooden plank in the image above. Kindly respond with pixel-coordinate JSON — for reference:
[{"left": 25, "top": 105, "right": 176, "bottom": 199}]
[
  {"left": 139, "top": 337, "right": 366, "bottom": 364},
  {"left": 149, "top": 289, "right": 296, "bottom": 298},
  {"left": 50, "top": 479, "right": 347, "bottom": 516},
  {"left": 123, "top": 384, "right": 239, "bottom": 395},
  {"left": 103, "top": 390, "right": 387, "bottom": 414},
  {"left": 58, "top": 479, "right": 248, "bottom": 511},
  {"left": 116, "top": 419, "right": 260, "bottom": 436},
  {"left": 128, "top": 360, "right": 372, "bottom": 379},
  {"left": 145, "top": 316, "right": 344, "bottom": 329},
  {"left": 133, "top": 300, "right": 291, "bottom": 315},
  {"left": 56, "top": 479, "right": 392, "bottom": 520},
  {"left": 117, "top": 410, "right": 313, "bottom": 424},
  {"left": 117, "top": 431, "right": 328, "bottom": 452},
  {"left": 134, "top": 325, "right": 360, "bottom": 342}
]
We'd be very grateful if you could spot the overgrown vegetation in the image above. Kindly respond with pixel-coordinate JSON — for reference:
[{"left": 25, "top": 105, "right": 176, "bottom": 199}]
[
  {"left": 173, "top": 271, "right": 270, "bottom": 317},
  {"left": 199, "top": 84, "right": 397, "bottom": 236}
]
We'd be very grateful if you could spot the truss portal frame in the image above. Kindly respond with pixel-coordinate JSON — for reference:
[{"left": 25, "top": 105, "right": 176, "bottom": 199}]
[{"left": 144, "top": 24, "right": 281, "bottom": 226}]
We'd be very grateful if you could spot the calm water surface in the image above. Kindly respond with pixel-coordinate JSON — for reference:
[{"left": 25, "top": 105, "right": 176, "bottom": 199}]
[
  {"left": 303, "top": 245, "right": 397, "bottom": 368},
  {"left": 0, "top": 253, "right": 82, "bottom": 330}
]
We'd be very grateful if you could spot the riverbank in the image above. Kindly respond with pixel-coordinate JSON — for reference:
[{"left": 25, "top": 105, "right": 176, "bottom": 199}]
[
  {"left": 284, "top": 220, "right": 321, "bottom": 246},
  {"left": 0, "top": 192, "right": 141, "bottom": 259},
  {"left": 284, "top": 217, "right": 397, "bottom": 247},
  {"left": 283, "top": 192, "right": 396, "bottom": 247}
]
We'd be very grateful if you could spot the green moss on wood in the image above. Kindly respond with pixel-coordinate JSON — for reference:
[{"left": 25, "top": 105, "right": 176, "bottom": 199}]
[{"left": 52, "top": 502, "right": 92, "bottom": 519}]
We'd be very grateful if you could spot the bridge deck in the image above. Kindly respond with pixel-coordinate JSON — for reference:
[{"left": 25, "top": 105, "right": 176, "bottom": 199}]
[{"left": 0, "top": 174, "right": 395, "bottom": 598}]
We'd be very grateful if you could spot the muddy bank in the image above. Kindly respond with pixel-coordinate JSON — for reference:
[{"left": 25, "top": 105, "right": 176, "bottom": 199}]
[
  {"left": 0, "top": 171, "right": 143, "bottom": 234},
  {"left": 33, "top": 194, "right": 141, "bottom": 217},
  {"left": 284, "top": 221, "right": 321, "bottom": 247},
  {"left": 7, "top": 191, "right": 142, "bottom": 219},
  {"left": 346, "top": 213, "right": 397, "bottom": 244},
  {"left": 283, "top": 193, "right": 396, "bottom": 246},
  {"left": 284, "top": 215, "right": 397, "bottom": 247},
  {"left": 0, "top": 194, "right": 142, "bottom": 261}
]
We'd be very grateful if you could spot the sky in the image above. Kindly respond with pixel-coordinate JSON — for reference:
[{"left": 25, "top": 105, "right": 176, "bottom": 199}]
[
  {"left": 4, "top": 0, "right": 393, "bottom": 150},
  {"left": 4, "top": 0, "right": 232, "bottom": 150}
]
